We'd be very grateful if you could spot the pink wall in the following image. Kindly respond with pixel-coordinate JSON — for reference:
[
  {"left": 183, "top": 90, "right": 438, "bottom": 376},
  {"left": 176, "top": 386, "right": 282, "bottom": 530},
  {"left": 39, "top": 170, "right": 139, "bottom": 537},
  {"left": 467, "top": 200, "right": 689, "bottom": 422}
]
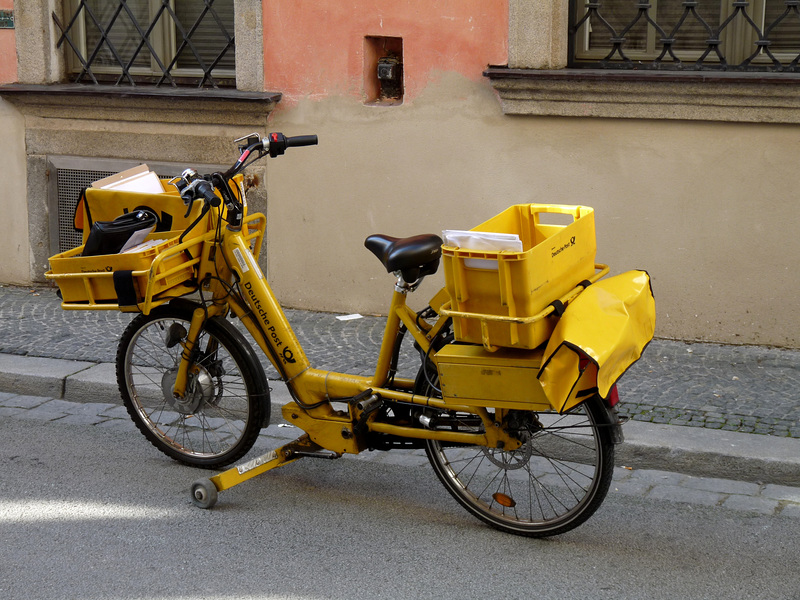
[
  {"left": 263, "top": 0, "right": 507, "bottom": 104},
  {"left": 0, "top": 0, "right": 16, "bottom": 83}
]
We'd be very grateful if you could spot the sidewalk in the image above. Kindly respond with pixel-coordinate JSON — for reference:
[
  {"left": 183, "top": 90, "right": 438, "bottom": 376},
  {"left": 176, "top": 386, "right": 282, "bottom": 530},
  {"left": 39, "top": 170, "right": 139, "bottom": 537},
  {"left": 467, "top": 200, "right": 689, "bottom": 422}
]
[{"left": 1, "top": 283, "right": 798, "bottom": 486}]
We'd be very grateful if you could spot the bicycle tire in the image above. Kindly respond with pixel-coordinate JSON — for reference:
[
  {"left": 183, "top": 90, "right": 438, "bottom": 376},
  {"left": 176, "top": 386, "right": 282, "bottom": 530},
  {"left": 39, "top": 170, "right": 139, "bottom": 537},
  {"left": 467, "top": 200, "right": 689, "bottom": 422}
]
[
  {"left": 116, "top": 303, "right": 269, "bottom": 468},
  {"left": 416, "top": 363, "right": 615, "bottom": 537}
]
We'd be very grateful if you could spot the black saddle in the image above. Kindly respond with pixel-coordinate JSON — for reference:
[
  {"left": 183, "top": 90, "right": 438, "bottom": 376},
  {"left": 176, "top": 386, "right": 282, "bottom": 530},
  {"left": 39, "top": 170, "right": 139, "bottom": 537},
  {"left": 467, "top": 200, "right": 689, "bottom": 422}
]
[{"left": 365, "top": 233, "right": 443, "bottom": 283}]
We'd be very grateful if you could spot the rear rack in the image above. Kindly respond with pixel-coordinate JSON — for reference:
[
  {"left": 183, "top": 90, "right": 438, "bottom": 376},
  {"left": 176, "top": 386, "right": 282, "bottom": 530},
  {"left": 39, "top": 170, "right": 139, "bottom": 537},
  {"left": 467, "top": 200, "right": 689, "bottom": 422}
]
[{"left": 439, "top": 264, "right": 609, "bottom": 351}]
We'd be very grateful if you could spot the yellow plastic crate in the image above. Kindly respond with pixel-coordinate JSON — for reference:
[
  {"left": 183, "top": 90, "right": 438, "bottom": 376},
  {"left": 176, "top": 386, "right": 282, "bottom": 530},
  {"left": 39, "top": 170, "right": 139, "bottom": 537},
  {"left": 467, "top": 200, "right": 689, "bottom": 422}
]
[
  {"left": 442, "top": 204, "right": 597, "bottom": 350},
  {"left": 75, "top": 174, "right": 246, "bottom": 243},
  {"left": 46, "top": 233, "right": 202, "bottom": 308}
]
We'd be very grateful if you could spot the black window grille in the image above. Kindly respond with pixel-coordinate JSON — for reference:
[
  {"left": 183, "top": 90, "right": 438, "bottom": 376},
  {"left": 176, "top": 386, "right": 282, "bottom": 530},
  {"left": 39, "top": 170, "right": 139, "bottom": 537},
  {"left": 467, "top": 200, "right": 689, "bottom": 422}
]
[
  {"left": 569, "top": 0, "right": 800, "bottom": 72},
  {"left": 53, "top": 0, "right": 235, "bottom": 87}
]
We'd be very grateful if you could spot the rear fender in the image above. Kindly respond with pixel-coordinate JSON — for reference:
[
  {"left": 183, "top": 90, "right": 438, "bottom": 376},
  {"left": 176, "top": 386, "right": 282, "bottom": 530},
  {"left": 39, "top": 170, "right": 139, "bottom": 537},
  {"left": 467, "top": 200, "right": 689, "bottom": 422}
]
[{"left": 592, "top": 387, "right": 624, "bottom": 445}]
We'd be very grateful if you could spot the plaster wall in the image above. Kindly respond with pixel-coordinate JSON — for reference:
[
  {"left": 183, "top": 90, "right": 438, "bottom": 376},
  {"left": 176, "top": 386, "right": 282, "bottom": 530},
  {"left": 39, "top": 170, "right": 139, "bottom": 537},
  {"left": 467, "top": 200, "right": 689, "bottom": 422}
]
[
  {"left": 0, "top": 3, "right": 26, "bottom": 284},
  {"left": 266, "top": 74, "right": 799, "bottom": 348},
  {"left": 262, "top": 0, "right": 508, "bottom": 104},
  {"left": 1, "top": 0, "right": 796, "bottom": 348},
  {"left": 0, "top": 97, "right": 28, "bottom": 284}
]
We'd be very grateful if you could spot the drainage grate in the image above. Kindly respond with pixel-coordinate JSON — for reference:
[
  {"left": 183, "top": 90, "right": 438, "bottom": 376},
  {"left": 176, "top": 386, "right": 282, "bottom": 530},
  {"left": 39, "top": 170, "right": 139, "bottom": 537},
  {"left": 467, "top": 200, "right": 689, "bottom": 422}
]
[
  {"left": 54, "top": 165, "right": 179, "bottom": 253},
  {"left": 56, "top": 167, "right": 116, "bottom": 253}
]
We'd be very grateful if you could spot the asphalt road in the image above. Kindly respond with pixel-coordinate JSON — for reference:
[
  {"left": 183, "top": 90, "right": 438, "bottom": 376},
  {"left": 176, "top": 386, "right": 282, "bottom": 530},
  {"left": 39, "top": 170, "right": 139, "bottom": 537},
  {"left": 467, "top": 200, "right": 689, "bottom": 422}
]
[{"left": 1, "top": 415, "right": 799, "bottom": 600}]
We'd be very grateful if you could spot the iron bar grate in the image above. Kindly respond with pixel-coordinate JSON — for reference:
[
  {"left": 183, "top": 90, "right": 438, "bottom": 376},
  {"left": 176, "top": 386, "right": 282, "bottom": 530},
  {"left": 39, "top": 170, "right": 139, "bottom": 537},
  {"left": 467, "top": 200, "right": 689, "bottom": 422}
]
[
  {"left": 570, "top": 0, "right": 800, "bottom": 72},
  {"left": 53, "top": 0, "right": 235, "bottom": 87}
]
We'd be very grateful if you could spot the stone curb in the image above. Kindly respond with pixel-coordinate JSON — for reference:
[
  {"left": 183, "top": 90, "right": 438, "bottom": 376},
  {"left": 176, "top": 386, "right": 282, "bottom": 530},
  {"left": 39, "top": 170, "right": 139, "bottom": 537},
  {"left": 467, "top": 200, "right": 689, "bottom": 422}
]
[
  {"left": 1, "top": 352, "right": 798, "bottom": 487},
  {"left": 619, "top": 421, "right": 800, "bottom": 487},
  {"left": 0, "top": 354, "right": 96, "bottom": 399}
]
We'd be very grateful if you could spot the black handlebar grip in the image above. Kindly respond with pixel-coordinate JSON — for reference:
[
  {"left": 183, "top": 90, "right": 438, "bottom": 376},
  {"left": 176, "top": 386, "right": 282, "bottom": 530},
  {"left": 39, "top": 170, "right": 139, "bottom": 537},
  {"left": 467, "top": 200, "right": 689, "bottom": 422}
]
[
  {"left": 195, "top": 180, "right": 220, "bottom": 206},
  {"left": 286, "top": 135, "right": 318, "bottom": 147}
]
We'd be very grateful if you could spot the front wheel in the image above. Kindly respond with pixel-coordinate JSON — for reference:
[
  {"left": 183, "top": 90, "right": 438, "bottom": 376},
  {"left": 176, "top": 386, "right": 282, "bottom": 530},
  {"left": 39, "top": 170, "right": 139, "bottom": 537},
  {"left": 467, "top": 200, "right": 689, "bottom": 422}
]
[
  {"left": 116, "top": 304, "right": 269, "bottom": 468},
  {"left": 417, "top": 366, "right": 615, "bottom": 537}
]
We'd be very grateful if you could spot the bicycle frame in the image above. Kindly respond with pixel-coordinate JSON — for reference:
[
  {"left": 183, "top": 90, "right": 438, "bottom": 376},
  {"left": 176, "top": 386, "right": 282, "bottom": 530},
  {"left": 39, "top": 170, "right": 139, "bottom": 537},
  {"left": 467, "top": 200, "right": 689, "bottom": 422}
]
[
  {"left": 170, "top": 200, "right": 517, "bottom": 457},
  {"left": 162, "top": 206, "right": 533, "bottom": 493}
]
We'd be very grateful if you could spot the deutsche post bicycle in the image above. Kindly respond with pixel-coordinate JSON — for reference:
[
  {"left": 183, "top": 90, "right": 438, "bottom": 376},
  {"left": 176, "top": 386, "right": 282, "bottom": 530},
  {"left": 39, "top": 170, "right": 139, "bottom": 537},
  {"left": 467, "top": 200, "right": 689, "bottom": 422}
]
[{"left": 46, "top": 132, "right": 655, "bottom": 537}]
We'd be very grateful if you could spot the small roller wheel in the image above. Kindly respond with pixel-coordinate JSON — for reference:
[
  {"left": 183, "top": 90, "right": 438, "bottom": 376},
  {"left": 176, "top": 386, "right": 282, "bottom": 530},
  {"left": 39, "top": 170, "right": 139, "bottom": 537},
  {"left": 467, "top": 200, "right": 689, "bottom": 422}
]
[{"left": 191, "top": 478, "right": 218, "bottom": 509}]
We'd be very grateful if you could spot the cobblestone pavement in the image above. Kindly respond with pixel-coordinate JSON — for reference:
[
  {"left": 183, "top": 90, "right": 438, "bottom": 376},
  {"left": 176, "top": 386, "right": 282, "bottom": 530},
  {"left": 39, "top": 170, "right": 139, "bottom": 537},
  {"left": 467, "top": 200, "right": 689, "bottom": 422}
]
[
  {"left": 1, "top": 283, "right": 798, "bottom": 438},
  {"left": 1, "top": 391, "right": 798, "bottom": 518}
]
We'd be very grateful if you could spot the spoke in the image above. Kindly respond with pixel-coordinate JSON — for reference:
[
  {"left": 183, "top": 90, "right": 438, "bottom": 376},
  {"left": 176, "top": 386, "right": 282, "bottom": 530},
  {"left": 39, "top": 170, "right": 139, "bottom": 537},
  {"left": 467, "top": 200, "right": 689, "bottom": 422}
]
[
  {"left": 428, "top": 399, "right": 609, "bottom": 531},
  {"left": 519, "top": 460, "right": 562, "bottom": 517},
  {"left": 144, "top": 400, "right": 171, "bottom": 429},
  {"left": 130, "top": 366, "right": 161, "bottom": 390},
  {"left": 472, "top": 454, "right": 508, "bottom": 501},
  {"left": 540, "top": 458, "right": 591, "bottom": 504},
  {"left": 496, "top": 469, "right": 520, "bottom": 520},
  {"left": 452, "top": 449, "right": 489, "bottom": 489}
]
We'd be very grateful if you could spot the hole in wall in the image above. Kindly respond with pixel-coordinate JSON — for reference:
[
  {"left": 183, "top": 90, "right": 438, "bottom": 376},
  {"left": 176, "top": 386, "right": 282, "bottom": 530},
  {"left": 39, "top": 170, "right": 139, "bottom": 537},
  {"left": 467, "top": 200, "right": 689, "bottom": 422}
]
[{"left": 364, "top": 35, "right": 403, "bottom": 105}]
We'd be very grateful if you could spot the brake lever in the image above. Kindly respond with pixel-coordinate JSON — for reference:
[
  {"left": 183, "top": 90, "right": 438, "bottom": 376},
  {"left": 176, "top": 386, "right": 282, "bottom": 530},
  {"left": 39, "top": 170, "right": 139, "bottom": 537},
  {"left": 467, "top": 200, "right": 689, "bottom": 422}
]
[
  {"left": 234, "top": 132, "right": 262, "bottom": 153},
  {"left": 182, "top": 197, "right": 196, "bottom": 218}
]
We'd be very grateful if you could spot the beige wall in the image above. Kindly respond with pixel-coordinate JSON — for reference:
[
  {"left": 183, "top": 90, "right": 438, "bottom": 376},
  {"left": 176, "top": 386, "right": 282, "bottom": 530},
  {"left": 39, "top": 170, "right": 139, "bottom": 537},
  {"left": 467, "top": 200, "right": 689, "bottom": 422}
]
[
  {"left": 266, "top": 73, "right": 799, "bottom": 348},
  {"left": 0, "top": 98, "right": 29, "bottom": 284},
  {"left": 2, "top": 0, "right": 797, "bottom": 348},
  {"left": 0, "top": 1, "right": 27, "bottom": 284}
]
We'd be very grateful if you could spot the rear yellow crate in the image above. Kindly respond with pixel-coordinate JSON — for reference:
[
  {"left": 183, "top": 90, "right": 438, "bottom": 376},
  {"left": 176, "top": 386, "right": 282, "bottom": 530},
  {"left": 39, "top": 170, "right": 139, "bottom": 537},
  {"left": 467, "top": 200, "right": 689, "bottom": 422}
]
[
  {"left": 442, "top": 204, "right": 596, "bottom": 350},
  {"left": 46, "top": 233, "right": 200, "bottom": 308}
]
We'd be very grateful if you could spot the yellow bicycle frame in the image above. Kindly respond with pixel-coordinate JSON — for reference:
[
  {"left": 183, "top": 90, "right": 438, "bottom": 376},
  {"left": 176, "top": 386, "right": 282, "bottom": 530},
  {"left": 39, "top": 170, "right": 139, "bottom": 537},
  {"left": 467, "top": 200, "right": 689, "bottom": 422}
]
[{"left": 165, "top": 204, "right": 523, "bottom": 497}]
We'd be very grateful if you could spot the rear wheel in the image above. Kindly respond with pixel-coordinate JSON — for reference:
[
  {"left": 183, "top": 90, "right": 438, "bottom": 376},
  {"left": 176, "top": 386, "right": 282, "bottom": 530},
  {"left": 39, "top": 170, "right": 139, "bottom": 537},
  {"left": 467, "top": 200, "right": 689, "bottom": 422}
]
[
  {"left": 116, "top": 304, "right": 268, "bottom": 468},
  {"left": 418, "top": 365, "right": 615, "bottom": 537}
]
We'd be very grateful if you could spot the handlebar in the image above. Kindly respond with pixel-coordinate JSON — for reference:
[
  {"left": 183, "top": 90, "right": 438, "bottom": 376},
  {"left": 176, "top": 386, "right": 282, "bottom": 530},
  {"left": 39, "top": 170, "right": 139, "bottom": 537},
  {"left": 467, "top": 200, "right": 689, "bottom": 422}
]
[
  {"left": 194, "top": 180, "right": 220, "bottom": 207},
  {"left": 263, "top": 132, "right": 318, "bottom": 157},
  {"left": 286, "top": 134, "right": 319, "bottom": 147},
  {"left": 171, "top": 132, "right": 318, "bottom": 210}
]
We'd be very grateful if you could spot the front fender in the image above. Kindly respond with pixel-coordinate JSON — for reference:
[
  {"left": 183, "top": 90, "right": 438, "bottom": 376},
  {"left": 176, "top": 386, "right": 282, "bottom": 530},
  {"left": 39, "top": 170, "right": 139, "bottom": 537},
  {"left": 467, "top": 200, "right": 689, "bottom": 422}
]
[{"left": 537, "top": 270, "right": 655, "bottom": 413}]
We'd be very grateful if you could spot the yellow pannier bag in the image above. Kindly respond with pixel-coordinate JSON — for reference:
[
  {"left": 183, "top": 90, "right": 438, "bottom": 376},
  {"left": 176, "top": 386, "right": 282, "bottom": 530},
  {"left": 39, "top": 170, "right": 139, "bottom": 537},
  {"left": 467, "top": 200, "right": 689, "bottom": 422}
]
[{"left": 537, "top": 270, "right": 655, "bottom": 413}]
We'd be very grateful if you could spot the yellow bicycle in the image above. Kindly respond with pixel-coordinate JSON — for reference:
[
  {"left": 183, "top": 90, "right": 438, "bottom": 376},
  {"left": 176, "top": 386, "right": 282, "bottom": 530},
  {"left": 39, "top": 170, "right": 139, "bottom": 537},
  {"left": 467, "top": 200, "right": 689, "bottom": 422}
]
[{"left": 50, "top": 132, "right": 655, "bottom": 537}]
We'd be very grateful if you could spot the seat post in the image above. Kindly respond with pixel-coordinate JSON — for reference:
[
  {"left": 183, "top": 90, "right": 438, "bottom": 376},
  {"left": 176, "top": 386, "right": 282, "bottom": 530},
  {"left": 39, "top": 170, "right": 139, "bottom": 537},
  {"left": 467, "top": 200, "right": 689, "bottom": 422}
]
[
  {"left": 395, "top": 272, "right": 420, "bottom": 294},
  {"left": 371, "top": 287, "right": 409, "bottom": 387}
]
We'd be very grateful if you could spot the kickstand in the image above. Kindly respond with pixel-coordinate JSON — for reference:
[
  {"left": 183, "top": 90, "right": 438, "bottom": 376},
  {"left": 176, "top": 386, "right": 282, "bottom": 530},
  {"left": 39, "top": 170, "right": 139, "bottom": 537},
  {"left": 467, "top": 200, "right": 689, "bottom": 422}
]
[{"left": 191, "top": 434, "right": 340, "bottom": 508}]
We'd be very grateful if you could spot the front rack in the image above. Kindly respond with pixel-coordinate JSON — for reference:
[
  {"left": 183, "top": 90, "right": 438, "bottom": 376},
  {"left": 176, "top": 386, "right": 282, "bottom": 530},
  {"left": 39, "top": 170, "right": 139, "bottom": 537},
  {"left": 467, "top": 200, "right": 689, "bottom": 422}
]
[{"left": 46, "top": 213, "right": 265, "bottom": 314}]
